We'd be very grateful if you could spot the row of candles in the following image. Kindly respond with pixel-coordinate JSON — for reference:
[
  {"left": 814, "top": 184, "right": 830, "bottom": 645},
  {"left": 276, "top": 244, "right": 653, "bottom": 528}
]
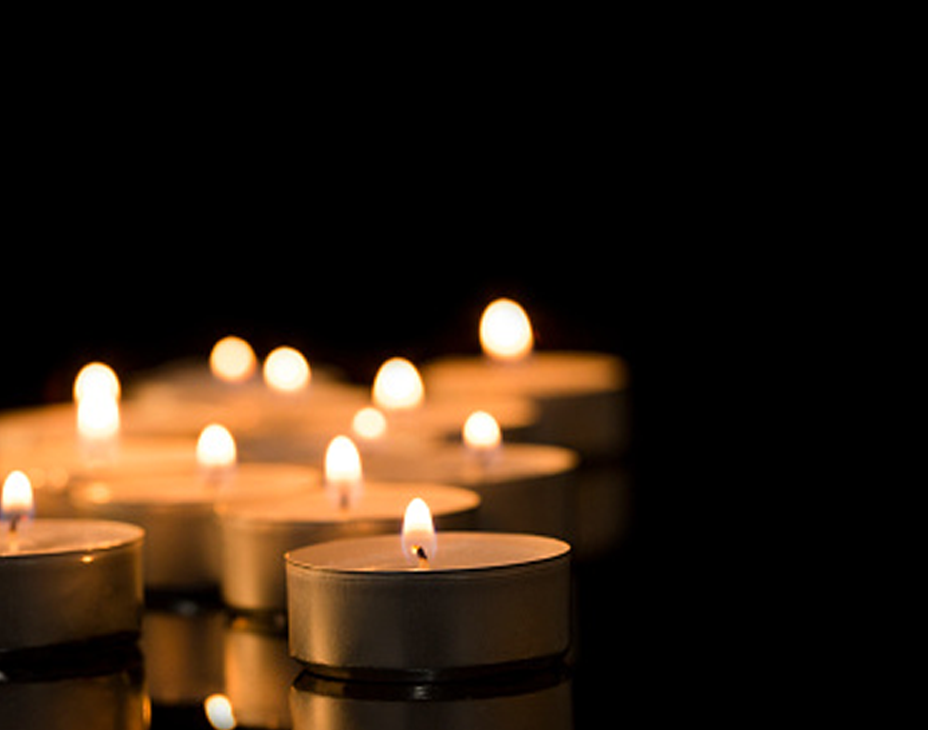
[{"left": 0, "top": 298, "right": 629, "bottom": 727}]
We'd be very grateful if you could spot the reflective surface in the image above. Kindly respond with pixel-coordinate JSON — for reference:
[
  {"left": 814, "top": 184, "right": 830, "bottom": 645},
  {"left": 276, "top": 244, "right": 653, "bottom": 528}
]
[{"left": 1, "top": 463, "right": 634, "bottom": 729}]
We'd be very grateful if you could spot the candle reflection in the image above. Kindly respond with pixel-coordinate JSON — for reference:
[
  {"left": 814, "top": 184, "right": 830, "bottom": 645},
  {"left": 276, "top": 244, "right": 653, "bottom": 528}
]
[{"left": 290, "top": 666, "right": 572, "bottom": 730}]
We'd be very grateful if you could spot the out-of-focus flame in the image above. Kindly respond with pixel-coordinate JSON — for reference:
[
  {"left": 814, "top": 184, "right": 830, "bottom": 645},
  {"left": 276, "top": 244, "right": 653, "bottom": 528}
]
[
  {"left": 73, "top": 362, "right": 121, "bottom": 402},
  {"left": 77, "top": 393, "right": 120, "bottom": 440},
  {"left": 324, "top": 435, "right": 362, "bottom": 508},
  {"left": 479, "top": 298, "right": 534, "bottom": 362},
  {"left": 2, "top": 470, "right": 34, "bottom": 518},
  {"left": 210, "top": 336, "right": 257, "bottom": 383},
  {"left": 263, "top": 346, "right": 311, "bottom": 393},
  {"left": 196, "top": 424, "right": 237, "bottom": 469},
  {"left": 402, "top": 497, "right": 436, "bottom": 566},
  {"left": 372, "top": 357, "right": 424, "bottom": 411},
  {"left": 352, "top": 406, "right": 387, "bottom": 441},
  {"left": 462, "top": 410, "right": 502, "bottom": 452},
  {"left": 204, "top": 693, "right": 236, "bottom": 729}
]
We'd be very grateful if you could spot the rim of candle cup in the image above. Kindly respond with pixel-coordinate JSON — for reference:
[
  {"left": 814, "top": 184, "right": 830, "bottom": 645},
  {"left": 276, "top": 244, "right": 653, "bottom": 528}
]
[
  {"left": 0, "top": 519, "right": 144, "bottom": 559},
  {"left": 217, "top": 483, "right": 480, "bottom": 526},
  {"left": 70, "top": 463, "right": 320, "bottom": 507},
  {"left": 286, "top": 532, "right": 570, "bottom": 576}
]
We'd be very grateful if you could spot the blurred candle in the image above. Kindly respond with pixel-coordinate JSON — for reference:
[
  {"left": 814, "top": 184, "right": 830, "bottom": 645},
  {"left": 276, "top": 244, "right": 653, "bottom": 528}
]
[{"left": 424, "top": 297, "right": 630, "bottom": 457}]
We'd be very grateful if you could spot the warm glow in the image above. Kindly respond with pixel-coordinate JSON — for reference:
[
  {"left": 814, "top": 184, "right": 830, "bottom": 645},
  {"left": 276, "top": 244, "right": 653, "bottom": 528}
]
[
  {"left": 325, "top": 435, "right": 362, "bottom": 508},
  {"left": 462, "top": 410, "right": 502, "bottom": 452},
  {"left": 204, "top": 693, "right": 236, "bottom": 730},
  {"left": 210, "top": 336, "right": 257, "bottom": 383},
  {"left": 372, "top": 357, "right": 424, "bottom": 411},
  {"left": 2, "top": 470, "right": 34, "bottom": 517},
  {"left": 77, "top": 393, "right": 120, "bottom": 439},
  {"left": 73, "top": 362, "right": 121, "bottom": 402},
  {"left": 196, "top": 424, "right": 237, "bottom": 469},
  {"left": 352, "top": 406, "right": 387, "bottom": 441},
  {"left": 402, "top": 497, "right": 436, "bottom": 565},
  {"left": 263, "top": 346, "right": 311, "bottom": 393},
  {"left": 479, "top": 298, "right": 534, "bottom": 361}
]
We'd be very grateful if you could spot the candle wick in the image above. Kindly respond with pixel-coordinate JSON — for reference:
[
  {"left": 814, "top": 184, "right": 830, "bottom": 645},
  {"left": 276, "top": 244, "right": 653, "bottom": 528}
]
[
  {"left": 9, "top": 514, "right": 20, "bottom": 535},
  {"left": 339, "top": 488, "right": 349, "bottom": 512},
  {"left": 414, "top": 545, "right": 429, "bottom": 569}
]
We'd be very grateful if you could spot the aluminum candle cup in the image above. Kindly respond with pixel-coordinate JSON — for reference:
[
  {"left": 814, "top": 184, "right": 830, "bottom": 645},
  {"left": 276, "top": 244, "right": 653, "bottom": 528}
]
[
  {"left": 362, "top": 443, "right": 579, "bottom": 538},
  {"left": 218, "top": 484, "right": 480, "bottom": 613},
  {"left": 286, "top": 532, "right": 571, "bottom": 680},
  {"left": 0, "top": 520, "right": 143, "bottom": 654},
  {"left": 70, "top": 464, "right": 317, "bottom": 590},
  {"left": 423, "top": 351, "right": 630, "bottom": 457}
]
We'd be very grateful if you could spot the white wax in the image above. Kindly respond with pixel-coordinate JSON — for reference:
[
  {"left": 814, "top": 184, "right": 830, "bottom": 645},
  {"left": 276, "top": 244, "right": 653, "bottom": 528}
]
[
  {"left": 219, "top": 482, "right": 479, "bottom": 526},
  {"left": 424, "top": 351, "right": 627, "bottom": 398},
  {"left": 0, "top": 519, "right": 142, "bottom": 556},
  {"left": 287, "top": 531, "right": 567, "bottom": 573}
]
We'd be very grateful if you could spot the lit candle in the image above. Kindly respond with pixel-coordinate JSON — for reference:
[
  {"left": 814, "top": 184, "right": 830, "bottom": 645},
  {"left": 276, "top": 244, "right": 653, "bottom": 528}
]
[
  {"left": 0, "top": 470, "right": 143, "bottom": 654},
  {"left": 217, "top": 435, "right": 480, "bottom": 613},
  {"left": 360, "top": 410, "right": 579, "bottom": 538},
  {"left": 423, "top": 297, "right": 630, "bottom": 457},
  {"left": 286, "top": 499, "right": 571, "bottom": 680},
  {"left": 69, "top": 424, "right": 316, "bottom": 590}
]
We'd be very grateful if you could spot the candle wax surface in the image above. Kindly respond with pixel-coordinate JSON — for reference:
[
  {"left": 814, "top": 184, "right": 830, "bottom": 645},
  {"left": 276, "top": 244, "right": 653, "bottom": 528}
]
[
  {"left": 425, "top": 351, "right": 627, "bottom": 397},
  {"left": 364, "top": 443, "right": 578, "bottom": 485},
  {"left": 220, "top": 483, "right": 480, "bottom": 525},
  {"left": 72, "top": 463, "right": 319, "bottom": 506},
  {"left": 287, "top": 532, "right": 569, "bottom": 574},
  {"left": 0, "top": 519, "right": 144, "bottom": 557}
]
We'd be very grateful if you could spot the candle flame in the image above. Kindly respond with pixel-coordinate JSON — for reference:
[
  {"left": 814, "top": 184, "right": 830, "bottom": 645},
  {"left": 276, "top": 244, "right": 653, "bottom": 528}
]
[
  {"left": 196, "top": 424, "right": 237, "bottom": 469},
  {"left": 402, "top": 497, "right": 436, "bottom": 566},
  {"left": 372, "top": 357, "right": 424, "bottom": 411},
  {"left": 204, "top": 693, "right": 236, "bottom": 730},
  {"left": 77, "top": 392, "right": 120, "bottom": 440},
  {"left": 73, "top": 362, "right": 121, "bottom": 402},
  {"left": 462, "top": 410, "right": 502, "bottom": 452},
  {"left": 263, "top": 346, "right": 311, "bottom": 393},
  {"left": 352, "top": 406, "right": 387, "bottom": 441},
  {"left": 479, "top": 298, "right": 534, "bottom": 362},
  {"left": 210, "top": 336, "right": 257, "bottom": 383},
  {"left": 2, "top": 470, "right": 34, "bottom": 519},
  {"left": 325, "top": 435, "right": 362, "bottom": 508}
]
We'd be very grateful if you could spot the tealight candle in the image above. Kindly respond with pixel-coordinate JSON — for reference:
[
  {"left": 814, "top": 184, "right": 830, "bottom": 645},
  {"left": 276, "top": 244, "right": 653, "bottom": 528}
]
[
  {"left": 286, "top": 499, "right": 571, "bottom": 680},
  {"left": 0, "top": 471, "right": 144, "bottom": 654},
  {"left": 217, "top": 436, "right": 480, "bottom": 613},
  {"left": 423, "top": 298, "right": 630, "bottom": 457},
  {"left": 69, "top": 425, "right": 317, "bottom": 590},
  {"left": 362, "top": 411, "right": 579, "bottom": 538}
]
